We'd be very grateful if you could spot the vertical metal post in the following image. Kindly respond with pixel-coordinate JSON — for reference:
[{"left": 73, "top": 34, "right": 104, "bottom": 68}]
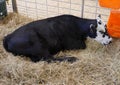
[
  {"left": 81, "top": 0, "right": 84, "bottom": 18},
  {"left": 12, "top": 0, "right": 18, "bottom": 13}
]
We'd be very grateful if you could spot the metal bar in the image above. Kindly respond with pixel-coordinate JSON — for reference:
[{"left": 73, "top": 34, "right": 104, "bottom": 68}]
[
  {"left": 81, "top": 0, "right": 84, "bottom": 18},
  {"left": 12, "top": 0, "right": 18, "bottom": 13}
]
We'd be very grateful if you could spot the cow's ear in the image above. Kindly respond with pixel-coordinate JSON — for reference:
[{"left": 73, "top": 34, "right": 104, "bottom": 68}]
[
  {"left": 90, "top": 24, "right": 96, "bottom": 29},
  {"left": 90, "top": 24, "right": 96, "bottom": 33},
  {"left": 96, "top": 14, "right": 101, "bottom": 19},
  {"left": 98, "top": 14, "right": 101, "bottom": 18}
]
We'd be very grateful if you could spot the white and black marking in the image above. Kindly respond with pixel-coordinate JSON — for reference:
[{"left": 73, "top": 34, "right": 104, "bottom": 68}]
[
  {"left": 3, "top": 14, "right": 113, "bottom": 62},
  {"left": 94, "top": 15, "right": 112, "bottom": 45},
  {"left": 95, "top": 31, "right": 112, "bottom": 45}
]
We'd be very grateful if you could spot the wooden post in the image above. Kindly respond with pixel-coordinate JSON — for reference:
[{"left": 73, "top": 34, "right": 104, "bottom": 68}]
[{"left": 12, "top": 0, "right": 18, "bottom": 13}]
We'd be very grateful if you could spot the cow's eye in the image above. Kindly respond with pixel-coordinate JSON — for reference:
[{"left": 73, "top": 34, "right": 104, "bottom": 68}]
[
  {"left": 99, "top": 31, "right": 104, "bottom": 34},
  {"left": 102, "top": 34, "right": 105, "bottom": 37},
  {"left": 98, "top": 21, "right": 102, "bottom": 25}
]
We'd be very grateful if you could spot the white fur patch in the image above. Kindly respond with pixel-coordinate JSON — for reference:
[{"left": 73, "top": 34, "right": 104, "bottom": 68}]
[
  {"left": 94, "top": 15, "right": 112, "bottom": 45},
  {"left": 95, "top": 31, "right": 112, "bottom": 45},
  {"left": 96, "top": 16, "right": 106, "bottom": 32}
]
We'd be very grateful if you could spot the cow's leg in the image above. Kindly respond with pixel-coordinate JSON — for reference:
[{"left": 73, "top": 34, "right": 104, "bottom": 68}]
[
  {"left": 63, "top": 39, "right": 86, "bottom": 50},
  {"left": 73, "top": 40, "right": 86, "bottom": 49},
  {"left": 80, "top": 41, "right": 86, "bottom": 49},
  {"left": 29, "top": 47, "right": 54, "bottom": 62}
]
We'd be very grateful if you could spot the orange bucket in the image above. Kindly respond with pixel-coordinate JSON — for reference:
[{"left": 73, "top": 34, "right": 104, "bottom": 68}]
[
  {"left": 99, "top": 0, "right": 120, "bottom": 9},
  {"left": 107, "top": 9, "right": 120, "bottom": 38}
]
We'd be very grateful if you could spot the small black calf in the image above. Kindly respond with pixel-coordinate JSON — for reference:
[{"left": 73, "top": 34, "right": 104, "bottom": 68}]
[{"left": 3, "top": 15, "right": 111, "bottom": 62}]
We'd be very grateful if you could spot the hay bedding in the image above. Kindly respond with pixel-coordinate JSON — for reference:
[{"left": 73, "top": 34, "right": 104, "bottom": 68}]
[{"left": 0, "top": 13, "right": 120, "bottom": 85}]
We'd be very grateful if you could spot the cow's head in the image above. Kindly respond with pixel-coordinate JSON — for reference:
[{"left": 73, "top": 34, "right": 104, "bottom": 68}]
[{"left": 89, "top": 15, "right": 112, "bottom": 45}]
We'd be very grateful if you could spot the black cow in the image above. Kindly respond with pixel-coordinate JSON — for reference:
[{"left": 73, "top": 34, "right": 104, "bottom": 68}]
[{"left": 3, "top": 15, "right": 112, "bottom": 62}]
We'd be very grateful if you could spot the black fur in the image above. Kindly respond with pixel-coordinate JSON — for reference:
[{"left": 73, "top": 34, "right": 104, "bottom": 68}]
[{"left": 3, "top": 15, "right": 97, "bottom": 62}]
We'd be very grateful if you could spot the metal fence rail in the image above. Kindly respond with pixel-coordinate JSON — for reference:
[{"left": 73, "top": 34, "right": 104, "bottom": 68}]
[{"left": 6, "top": 0, "right": 110, "bottom": 21}]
